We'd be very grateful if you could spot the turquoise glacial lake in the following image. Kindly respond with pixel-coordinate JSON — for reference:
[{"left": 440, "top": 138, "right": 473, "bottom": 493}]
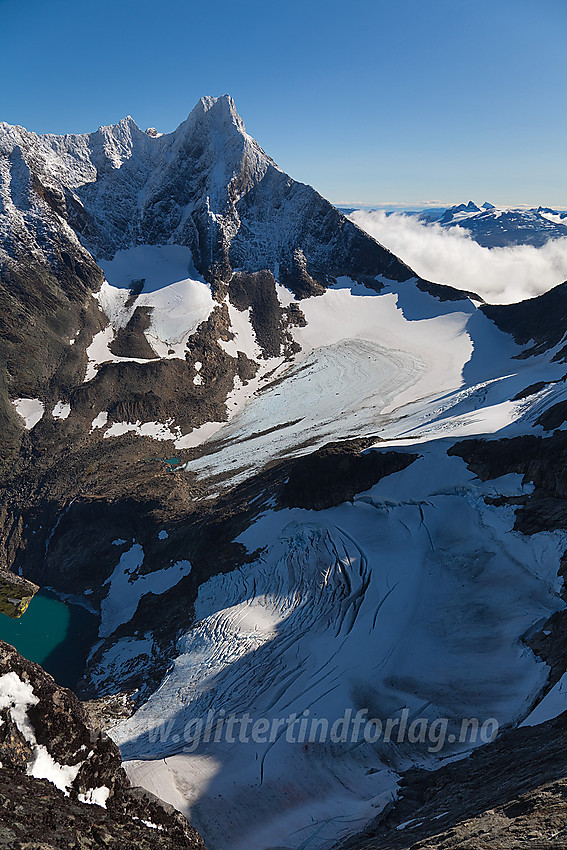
[{"left": 0, "top": 589, "right": 98, "bottom": 691}]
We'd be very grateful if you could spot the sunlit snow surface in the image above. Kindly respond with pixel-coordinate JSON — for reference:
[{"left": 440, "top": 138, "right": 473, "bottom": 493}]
[
  {"left": 184, "top": 277, "right": 539, "bottom": 486},
  {"left": 107, "top": 271, "right": 567, "bottom": 850},
  {"left": 85, "top": 245, "right": 214, "bottom": 381}
]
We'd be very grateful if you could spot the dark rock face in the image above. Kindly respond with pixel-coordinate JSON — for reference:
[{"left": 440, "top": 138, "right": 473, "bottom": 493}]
[
  {"left": 528, "top": 605, "right": 567, "bottom": 693},
  {"left": 0, "top": 773, "right": 204, "bottom": 850},
  {"left": 0, "top": 640, "right": 205, "bottom": 848},
  {"left": 280, "top": 442, "right": 419, "bottom": 510},
  {"left": 513, "top": 381, "right": 550, "bottom": 401},
  {"left": 0, "top": 249, "right": 104, "bottom": 476},
  {"left": 278, "top": 248, "right": 328, "bottom": 299},
  {"left": 228, "top": 269, "right": 301, "bottom": 357},
  {"left": 416, "top": 278, "right": 480, "bottom": 302},
  {"left": 536, "top": 399, "right": 567, "bottom": 431},
  {"left": 236, "top": 190, "right": 388, "bottom": 287},
  {"left": 448, "top": 433, "right": 567, "bottom": 534},
  {"left": 481, "top": 281, "right": 567, "bottom": 358},
  {"left": 340, "top": 712, "right": 567, "bottom": 850},
  {"left": 109, "top": 306, "right": 157, "bottom": 359}
]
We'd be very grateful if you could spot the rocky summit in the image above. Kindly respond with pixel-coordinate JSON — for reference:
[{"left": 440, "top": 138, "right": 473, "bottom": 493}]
[{"left": 1, "top": 95, "right": 567, "bottom": 850}]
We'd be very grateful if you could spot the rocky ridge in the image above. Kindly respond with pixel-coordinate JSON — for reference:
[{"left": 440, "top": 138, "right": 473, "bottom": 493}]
[{"left": 0, "top": 640, "right": 204, "bottom": 848}]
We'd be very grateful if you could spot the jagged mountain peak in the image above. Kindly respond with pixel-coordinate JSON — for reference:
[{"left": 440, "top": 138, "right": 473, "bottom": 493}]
[
  {"left": 169, "top": 93, "right": 275, "bottom": 181},
  {"left": 106, "top": 114, "right": 138, "bottom": 130},
  {"left": 0, "top": 95, "right": 412, "bottom": 283},
  {"left": 194, "top": 93, "right": 245, "bottom": 130},
  {"left": 93, "top": 95, "right": 247, "bottom": 150},
  {"left": 167, "top": 93, "right": 272, "bottom": 171}
]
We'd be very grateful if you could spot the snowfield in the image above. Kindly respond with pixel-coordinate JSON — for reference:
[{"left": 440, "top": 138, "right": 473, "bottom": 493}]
[
  {"left": 185, "top": 275, "right": 537, "bottom": 487},
  {"left": 84, "top": 245, "right": 215, "bottom": 381}
]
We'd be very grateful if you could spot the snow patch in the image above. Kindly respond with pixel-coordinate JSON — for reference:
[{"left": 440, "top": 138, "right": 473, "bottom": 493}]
[
  {"left": 218, "top": 301, "right": 261, "bottom": 361},
  {"left": 78, "top": 785, "right": 111, "bottom": 808},
  {"left": 11, "top": 398, "right": 44, "bottom": 429},
  {"left": 103, "top": 419, "right": 178, "bottom": 442},
  {"left": 52, "top": 401, "right": 71, "bottom": 420},
  {"left": 0, "top": 672, "right": 82, "bottom": 794},
  {"left": 100, "top": 544, "right": 192, "bottom": 638},
  {"left": 90, "top": 410, "right": 108, "bottom": 431}
]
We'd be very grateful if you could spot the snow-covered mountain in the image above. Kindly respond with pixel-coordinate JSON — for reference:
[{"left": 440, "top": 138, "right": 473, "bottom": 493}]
[
  {"left": 0, "top": 95, "right": 419, "bottom": 462},
  {"left": 420, "top": 200, "right": 567, "bottom": 247},
  {"left": 2, "top": 96, "right": 567, "bottom": 850},
  {"left": 0, "top": 95, "right": 409, "bottom": 281}
]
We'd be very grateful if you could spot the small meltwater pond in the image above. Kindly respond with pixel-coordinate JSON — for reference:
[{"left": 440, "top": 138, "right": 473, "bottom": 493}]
[{"left": 0, "top": 590, "right": 98, "bottom": 691}]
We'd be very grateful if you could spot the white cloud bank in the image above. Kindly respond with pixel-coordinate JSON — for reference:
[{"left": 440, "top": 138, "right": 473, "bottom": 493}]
[{"left": 350, "top": 210, "right": 567, "bottom": 304}]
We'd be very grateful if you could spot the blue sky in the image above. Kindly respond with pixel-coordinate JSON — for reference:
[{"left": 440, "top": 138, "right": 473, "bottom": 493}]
[{"left": 0, "top": 0, "right": 565, "bottom": 206}]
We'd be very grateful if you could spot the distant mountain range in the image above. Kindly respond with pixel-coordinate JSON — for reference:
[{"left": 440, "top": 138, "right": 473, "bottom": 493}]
[
  {"left": 339, "top": 201, "right": 567, "bottom": 248},
  {"left": 421, "top": 201, "right": 567, "bottom": 247}
]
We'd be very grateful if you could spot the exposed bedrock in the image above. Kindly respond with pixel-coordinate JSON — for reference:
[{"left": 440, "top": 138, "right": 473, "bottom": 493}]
[
  {"left": 481, "top": 280, "right": 567, "bottom": 359},
  {"left": 448, "top": 432, "right": 567, "bottom": 533},
  {"left": 280, "top": 440, "right": 419, "bottom": 510},
  {"left": 340, "top": 712, "right": 567, "bottom": 850},
  {"left": 0, "top": 641, "right": 205, "bottom": 848},
  {"left": 0, "top": 569, "right": 38, "bottom": 618}
]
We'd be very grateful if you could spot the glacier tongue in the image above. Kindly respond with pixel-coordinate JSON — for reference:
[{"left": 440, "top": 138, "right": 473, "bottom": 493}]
[{"left": 113, "top": 444, "right": 566, "bottom": 850}]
